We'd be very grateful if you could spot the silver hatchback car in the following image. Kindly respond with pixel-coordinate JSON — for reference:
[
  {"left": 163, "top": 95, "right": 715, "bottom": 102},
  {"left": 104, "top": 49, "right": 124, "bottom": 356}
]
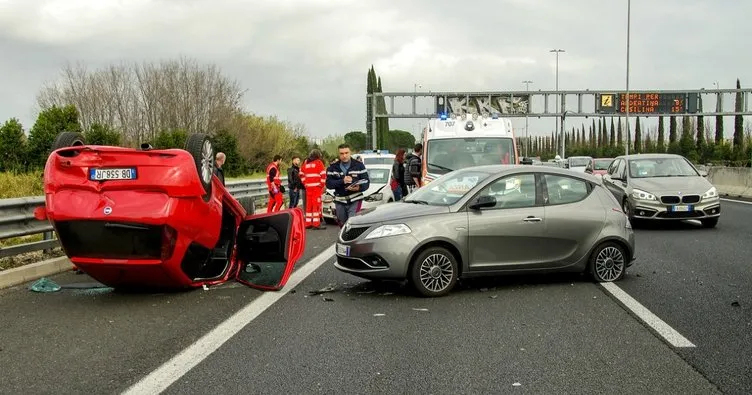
[{"left": 334, "top": 165, "right": 636, "bottom": 297}]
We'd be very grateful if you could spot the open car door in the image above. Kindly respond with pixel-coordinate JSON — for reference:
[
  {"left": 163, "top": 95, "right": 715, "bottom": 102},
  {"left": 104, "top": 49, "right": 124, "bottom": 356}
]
[{"left": 235, "top": 208, "right": 306, "bottom": 290}]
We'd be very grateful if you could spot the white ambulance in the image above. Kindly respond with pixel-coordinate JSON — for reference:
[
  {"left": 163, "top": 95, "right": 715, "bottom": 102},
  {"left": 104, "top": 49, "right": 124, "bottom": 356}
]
[{"left": 420, "top": 113, "right": 519, "bottom": 184}]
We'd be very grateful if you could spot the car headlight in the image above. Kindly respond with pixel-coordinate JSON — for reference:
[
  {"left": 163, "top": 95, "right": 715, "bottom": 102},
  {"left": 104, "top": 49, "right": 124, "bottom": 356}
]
[
  {"left": 364, "top": 224, "right": 411, "bottom": 240},
  {"left": 631, "top": 188, "right": 656, "bottom": 201},
  {"left": 365, "top": 193, "right": 383, "bottom": 202},
  {"left": 702, "top": 186, "right": 718, "bottom": 200}
]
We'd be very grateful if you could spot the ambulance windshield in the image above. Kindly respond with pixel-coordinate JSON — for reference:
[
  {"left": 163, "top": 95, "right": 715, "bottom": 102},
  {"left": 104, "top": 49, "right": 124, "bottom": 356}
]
[{"left": 426, "top": 137, "right": 515, "bottom": 175}]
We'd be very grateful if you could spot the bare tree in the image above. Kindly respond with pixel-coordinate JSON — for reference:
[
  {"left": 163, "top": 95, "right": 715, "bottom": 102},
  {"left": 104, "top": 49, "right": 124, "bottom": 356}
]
[{"left": 36, "top": 57, "right": 245, "bottom": 147}]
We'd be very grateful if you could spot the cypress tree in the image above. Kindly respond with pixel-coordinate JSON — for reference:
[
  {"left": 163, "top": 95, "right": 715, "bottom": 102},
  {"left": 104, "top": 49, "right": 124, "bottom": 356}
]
[{"left": 657, "top": 116, "right": 665, "bottom": 152}]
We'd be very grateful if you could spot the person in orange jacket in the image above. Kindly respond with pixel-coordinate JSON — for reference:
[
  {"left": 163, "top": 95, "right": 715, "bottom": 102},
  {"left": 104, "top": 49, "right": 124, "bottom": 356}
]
[
  {"left": 266, "top": 154, "right": 284, "bottom": 212},
  {"left": 299, "top": 149, "right": 327, "bottom": 229}
]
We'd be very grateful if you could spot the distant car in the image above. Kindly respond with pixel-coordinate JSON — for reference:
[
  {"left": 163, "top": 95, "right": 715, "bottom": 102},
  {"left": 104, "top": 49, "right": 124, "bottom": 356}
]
[
  {"left": 352, "top": 150, "right": 396, "bottom": 165},
  {"left": 601, "top": 153, "right": 720, "bottom": 228},
  {"left": 35, "top": 132, "right": 306, "bottom": 291},
  {"left": 322, "top": 164, "right": 396, "bottom": 223},
  {"left": 567, "top": 156, "right": 594, "bottom": 173},
  {"left": 592, "top": 158, "right": 615, "bottom": 176},
  {"left": 334, "top": 165, "right": 636, "bottom": 297}
]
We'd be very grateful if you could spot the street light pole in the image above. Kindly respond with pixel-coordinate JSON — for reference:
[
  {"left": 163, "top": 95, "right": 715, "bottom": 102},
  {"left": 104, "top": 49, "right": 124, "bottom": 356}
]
[
  {"left": 522, "top": 80, "right": 533, "bottom": 157},
  {"left": 625, "top": 0, "right": 631, "bottom": 156},
  {"left": 550, "top": 49, "right": 565, "bottom": 159}
]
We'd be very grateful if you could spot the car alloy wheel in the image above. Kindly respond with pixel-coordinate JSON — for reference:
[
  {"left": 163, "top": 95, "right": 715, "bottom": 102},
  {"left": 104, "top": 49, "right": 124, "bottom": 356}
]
[
  {"left": 200, "top": 139, "right": 213, "bottom": 185},
  {"left": 590, "top": 242, "right": 626, "bottom": 282},
  {"left": 410, "top": 246, "right": 458, "bottom": 297}
]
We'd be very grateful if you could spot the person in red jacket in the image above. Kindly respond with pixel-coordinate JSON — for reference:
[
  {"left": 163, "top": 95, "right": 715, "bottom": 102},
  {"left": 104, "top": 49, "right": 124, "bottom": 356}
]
[
  {"left": 300, "top": 149, "right": 327, "bottom": 229},
  {"left": 266, "top": 155, "right": 284, "bottom": 212}
]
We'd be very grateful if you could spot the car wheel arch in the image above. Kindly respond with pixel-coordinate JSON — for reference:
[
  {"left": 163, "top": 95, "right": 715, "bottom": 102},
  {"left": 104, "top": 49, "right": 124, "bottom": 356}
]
[
  {"left": 587, "top": 236, "right": 634, "bottom": 266},
  {"left": 407, "top": 238, "right": 465, "bottom": 278}
]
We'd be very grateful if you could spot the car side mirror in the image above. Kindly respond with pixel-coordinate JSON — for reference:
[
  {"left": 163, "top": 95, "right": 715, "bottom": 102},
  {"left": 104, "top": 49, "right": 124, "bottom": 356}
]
[{"left": 469, "top": 195, "right": 496, "bottom": 210}]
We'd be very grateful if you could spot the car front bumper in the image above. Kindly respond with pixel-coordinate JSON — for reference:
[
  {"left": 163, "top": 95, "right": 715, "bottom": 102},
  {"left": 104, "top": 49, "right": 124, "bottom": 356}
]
[
  {"left": 628, "top": 195, "right": 721, "bottom": 220},
  {"left": 333, "top": 227, "right": 418, "bottom": 280}
]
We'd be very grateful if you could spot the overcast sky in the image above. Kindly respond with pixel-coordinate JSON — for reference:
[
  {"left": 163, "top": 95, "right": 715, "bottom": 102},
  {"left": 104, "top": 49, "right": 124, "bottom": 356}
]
[{"left": 1, "top": 0, "right": 750, "bottom": 142}]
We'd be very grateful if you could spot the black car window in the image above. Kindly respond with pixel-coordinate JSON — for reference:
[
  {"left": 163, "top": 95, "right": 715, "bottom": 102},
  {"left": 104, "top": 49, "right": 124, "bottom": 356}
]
[
  {"left": 476, "top": 173, "right": 537, "bottom": 210},
  {"left": 544, "top": 174, "right": 590, "bottom": 205}
]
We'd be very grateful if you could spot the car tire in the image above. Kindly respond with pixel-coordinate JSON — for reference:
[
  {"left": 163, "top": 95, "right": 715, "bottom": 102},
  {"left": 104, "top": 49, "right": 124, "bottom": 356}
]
[
  {"left": 409, "top": 246, "right": 458, "bottom": 297},
  {"left": 237, "top": 196, "right": 255, "bottom": 215},
  {"left": 184, "top": 133, "right": 214, "bottom": 201},
  {"left": 51, "top": 131, "right": 85, "bottom": 151},
  {"left": 700, "top": 217, "right": 719, "bottom": 228},
  {"left": 588, "top": 241, "right": 627, "bottom": 282}
]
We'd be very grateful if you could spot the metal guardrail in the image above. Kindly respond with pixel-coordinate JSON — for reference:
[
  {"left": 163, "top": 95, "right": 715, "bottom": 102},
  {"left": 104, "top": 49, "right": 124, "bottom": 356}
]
[{"left": 0, "top": 178, "right": 286, "bottom": 260}]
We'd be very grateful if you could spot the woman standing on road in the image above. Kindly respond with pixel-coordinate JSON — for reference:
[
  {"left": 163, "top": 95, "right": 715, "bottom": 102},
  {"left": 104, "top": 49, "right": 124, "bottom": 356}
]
[{"left": 390, "top": 149, "right": 407, "bottom": 201}]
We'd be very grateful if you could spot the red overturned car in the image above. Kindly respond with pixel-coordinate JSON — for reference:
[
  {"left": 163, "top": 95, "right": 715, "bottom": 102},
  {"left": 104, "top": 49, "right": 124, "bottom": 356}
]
[{"left": 34, "top": 131, "right": 306, "bottom": 291}]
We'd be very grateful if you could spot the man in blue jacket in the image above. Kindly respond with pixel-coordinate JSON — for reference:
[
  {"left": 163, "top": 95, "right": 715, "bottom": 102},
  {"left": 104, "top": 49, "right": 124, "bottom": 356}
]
[{"left": 326, "top": 143, "right": 370, "bottom": 227}]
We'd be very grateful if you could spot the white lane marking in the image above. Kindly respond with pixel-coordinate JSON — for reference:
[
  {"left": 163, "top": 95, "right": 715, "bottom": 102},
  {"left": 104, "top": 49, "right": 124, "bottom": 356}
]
[
  {"left": 599, "top": 282, "right": 696, "bottom": 348},
  {"left": 122, "top": 244, "right": 336, "bottom": 395},
  {"left": 721, "top": 197, "right": 752, "bottom": 205}
]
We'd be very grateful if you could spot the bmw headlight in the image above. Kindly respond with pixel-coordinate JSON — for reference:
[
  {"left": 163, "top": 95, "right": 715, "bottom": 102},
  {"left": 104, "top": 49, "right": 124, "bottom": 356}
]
[
  {"left": 702, "top": 186, "right": 718, "bottom": 200},
  {"left": 631, "top": 188, "right": 656, "bottom": 201},
  {"left": 365, "top": 193, "right": 383, "bottom": 202},
  {"left": 364, "top": 224, "right": 411, "bottom": 240}
]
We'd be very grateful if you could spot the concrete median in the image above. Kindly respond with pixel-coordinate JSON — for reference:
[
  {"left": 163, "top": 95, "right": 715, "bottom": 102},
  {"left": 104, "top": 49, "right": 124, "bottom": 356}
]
[{"left": 707, "top": 166, "right": 752, "bottom": 199}]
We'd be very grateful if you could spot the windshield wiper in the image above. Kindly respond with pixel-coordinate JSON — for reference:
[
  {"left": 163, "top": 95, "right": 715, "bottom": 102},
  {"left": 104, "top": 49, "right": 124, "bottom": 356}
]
[
  {"left": 427, "top": 163, "right": 453, "bottom": 172},
  {"left": 405, "top": 199, "right": 430, "bottom": 205}
]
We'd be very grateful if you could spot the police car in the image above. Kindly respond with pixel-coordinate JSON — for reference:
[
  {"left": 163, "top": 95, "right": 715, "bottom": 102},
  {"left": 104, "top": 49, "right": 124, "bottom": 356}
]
[{"left": 322, "top": 162, "right": 396, "bottom": 223}]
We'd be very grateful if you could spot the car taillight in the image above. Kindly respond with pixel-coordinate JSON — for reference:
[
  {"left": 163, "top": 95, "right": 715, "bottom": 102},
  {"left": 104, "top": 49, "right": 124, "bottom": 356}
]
[{"left": 161, "top": 225, "right": 177, "bottom": 261}]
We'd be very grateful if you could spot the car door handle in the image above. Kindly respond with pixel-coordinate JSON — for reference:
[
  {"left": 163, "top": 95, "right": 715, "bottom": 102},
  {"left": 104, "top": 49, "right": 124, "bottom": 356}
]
[{"left": 522, "top": 216, "right": 542, "bottom": 222}]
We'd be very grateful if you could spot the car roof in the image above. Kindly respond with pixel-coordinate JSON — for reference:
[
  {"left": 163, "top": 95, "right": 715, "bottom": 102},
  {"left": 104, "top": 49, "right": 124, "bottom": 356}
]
[
  {"left": 456, "top": 164, "right": 604, "bottom": 185},
  {"left": 615, "top": 153, "right": 687, "bottom": 160}
]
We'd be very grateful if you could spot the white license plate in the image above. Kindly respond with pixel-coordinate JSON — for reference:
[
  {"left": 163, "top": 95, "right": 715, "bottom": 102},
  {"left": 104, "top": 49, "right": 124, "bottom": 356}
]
[
  {"left": 89, "top": 167, "right": 137, "bottom": 181},
  {"left": 671, "top": 205, "right": 690, "bottom": 212},
  {"left": 336, "top": 243, "right": 350, "bottom": 256}
]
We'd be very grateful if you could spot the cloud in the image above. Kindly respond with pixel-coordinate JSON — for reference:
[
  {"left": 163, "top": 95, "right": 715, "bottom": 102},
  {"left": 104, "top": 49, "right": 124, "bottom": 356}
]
[{"left": 1, "top": 0, "right": 751, "bottom": 141}]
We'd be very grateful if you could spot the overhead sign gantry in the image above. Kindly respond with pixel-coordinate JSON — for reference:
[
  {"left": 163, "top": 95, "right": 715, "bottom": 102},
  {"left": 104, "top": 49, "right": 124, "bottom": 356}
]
[{"left": 365, "top": 88, "right": 752, "bottom": 150}]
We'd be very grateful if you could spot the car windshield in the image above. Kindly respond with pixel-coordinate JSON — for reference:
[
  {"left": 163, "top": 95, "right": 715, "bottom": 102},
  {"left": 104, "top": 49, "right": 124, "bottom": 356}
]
[
  {"left": 628, "top": 157, "right": 700, "bottom": 178},
  {"left": 569, "top": 158, "right": 591, "bottom": 167},
  {"left": 426, "top": 137, "right": 515, "bottom": 175},
  {"left": 367, "top": 168, "right": 390, "bottom": 184},
  {"left": 593, "top": 159, "right": 613, "bottom": 170},
  {"left": 404, "top": 169, "right": 491, "bottom": 206}
]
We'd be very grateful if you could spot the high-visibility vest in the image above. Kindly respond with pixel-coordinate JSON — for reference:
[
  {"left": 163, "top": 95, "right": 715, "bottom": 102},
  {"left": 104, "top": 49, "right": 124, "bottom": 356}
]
[
  {"left": 301, "top": 159, "right": 326, "bottom": 189},
  {"left": 265, "top": 162, "right": 281, "bottom": 191}
]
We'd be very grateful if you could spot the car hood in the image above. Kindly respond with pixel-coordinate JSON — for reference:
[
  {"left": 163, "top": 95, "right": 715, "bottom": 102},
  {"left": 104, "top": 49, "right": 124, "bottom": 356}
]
[
  {"left": 349, "top": 201, "right": 450, "bottom": 225},
  {"left": 631, "top": 176, "right": 712, "bottom": 195}
]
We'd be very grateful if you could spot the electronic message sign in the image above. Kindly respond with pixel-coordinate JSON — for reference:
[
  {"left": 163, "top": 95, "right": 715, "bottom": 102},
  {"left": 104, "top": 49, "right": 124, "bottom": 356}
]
[{"left": 596, "top": 92, "right": 693, "bottom": 114}]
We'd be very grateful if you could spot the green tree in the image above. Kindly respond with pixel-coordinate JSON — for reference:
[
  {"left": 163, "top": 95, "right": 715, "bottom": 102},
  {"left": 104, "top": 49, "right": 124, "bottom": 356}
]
[
  {"left": 152, "top": 129, "right": 188, "bottom": 149},
  {"left": 344, "top": 131, "right": 367, "bottom": 151},
  {"left": 696, "top": 114, "right": 706, "bottom": 162},
  {"left": 0, "top": 118, "right": 27, "bottom": 172},
  {"left": 27, "top": 104, "right": 82, "bottom": 169},
  {"left": 633, "top": 118, "right": 642, "bottom": 153},
  {"left": 733, "top": 78, "right": 745, "bottom": 159},
  {"left": 679, "top": 116, "right": 698, "bottom": 161},
  {"left": 85, "top": 123, "right": 121, "bottom": 146},
  {"left": 211, "top": 129, "right": 246, "bottom": 177},
  {"left": 610, "top": 118, "right": 616, "bottom": 147},
  {"left": 656, "top": 116, "right": 665, "bottom": 153}
]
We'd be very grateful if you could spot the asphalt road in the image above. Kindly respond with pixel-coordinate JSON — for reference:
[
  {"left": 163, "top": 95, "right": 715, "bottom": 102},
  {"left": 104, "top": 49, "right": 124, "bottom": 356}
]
[
  {"left": 0, "top": 225, "right": 337, "bottom": 395},
  {"left": 616, "top": 198, "right": 752, "bottom": 395},
  {"left": 1, "top": 200, "right": 751, "bottom": 394}
]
